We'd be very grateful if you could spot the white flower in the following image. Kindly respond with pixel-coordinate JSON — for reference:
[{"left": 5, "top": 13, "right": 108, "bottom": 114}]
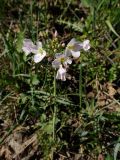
[
  {"left": 22, "top": 39, "right": 35, "bottom": 56},
  {"left": 56, "top": 65, "right": 67, "bottom": 81},
  {"left": 52, "top": 53, "right": 72, "bottom": 69},
  {"left": 32, "top": 41, "right": 46, "bottom": 63},
  {"left": 82, "top": 40, "right": 90, "bottom": 51},
  {"left": 65, "top": 38, "right": 82, "bottom": 58},
  {"left": 22, "top": 39, "right": 46, "bottom": 63}
]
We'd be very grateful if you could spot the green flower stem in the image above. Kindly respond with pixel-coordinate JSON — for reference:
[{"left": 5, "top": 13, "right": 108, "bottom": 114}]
[
  {"left": 79, "top": 65, "right": 82, "bottom": 109},
  {"left": 52, "top": 71, "right": 57, "bottom": 159},
  {"left": 30, "top": 0, "right": 34, "bottom": 39},
  {"left": 30, "top": 84, "right": 35, "bottom": 110},
  {"left": 53, "top": 71, "right": 56, "bottom": 139},
  {"left": 53, "top": 105, "right": 56, "bottom": 140}
]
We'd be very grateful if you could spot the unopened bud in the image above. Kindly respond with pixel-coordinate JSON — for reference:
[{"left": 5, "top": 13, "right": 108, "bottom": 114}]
[
  {"left": 61, "top": 43, "right": 65, "bottom": 47},
  {"left": 54, "top": 30, "right": 58, "bottom": 38}
]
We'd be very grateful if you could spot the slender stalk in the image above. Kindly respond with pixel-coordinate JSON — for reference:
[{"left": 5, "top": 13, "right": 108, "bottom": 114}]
[
  {"left": 31, "top": 85, "right": 35, "bottom": 109},
  {"left": 30, "top": 0, "right": 34, "bottom": 39},
  {"left": 53, "top": 71, "right": 56, "bottom": 140},
  {"left": 79, "top": 65, "right": 82, "bottom": 109},
  {"left": 53, "top": 71, "right": 56, "bottom": 97},
  {"left": 51, "top": 71, "right": 56, "bottom": 159},
  {"left": 93, "top": 6, "right": 96, "bottom": 37},
  {"left": 36, "top": 0, "right": 40, "bottom": 41}
]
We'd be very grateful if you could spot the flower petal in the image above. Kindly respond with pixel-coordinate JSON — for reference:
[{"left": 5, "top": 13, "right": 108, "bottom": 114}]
[
  {"left": 23, "top": 39, "right": 34, "bottom": 46},
  {"left": 84, "top": 39, "right": 90, "bottom": 44},
  {"left": 65, "top": 48, "right": 72, "bottom": 57},
  {"left": 71, "top": 50, "right": 80, "bottom": 58},
  {"left": 22, "top": 39, "right": 36, "bottom": 55},
  {"left": 22, "top": 46, "right": 31, "bottom": 56},
  {"left": 82, "top": 40, "right": 90, "bottom": 51},
  {"left": 66, "top": 58, "right": 72, "bottom": 64},
  {"left": 56, "top": 65, "right": 66, "bottom": 81},
  {"left": 52, "top": 59, "right": 61, "bottom": 68},
  {"left": 30, "top": 47, "right": 38, "bottom": 54},
  {"left": 55, "top": 53, "right": 63, "bottom": 59},
  {"left": 33, "top": 51, "right": 46, "bottom": 63},
  {"left": 74, "top": 43, "right": 83, "bottom": 51},
  {"left": 68, "top": 38, "right": 76, "bottom": 46},
  {"left": 36, "top": 41, "right": 42, "bottom": 48}
]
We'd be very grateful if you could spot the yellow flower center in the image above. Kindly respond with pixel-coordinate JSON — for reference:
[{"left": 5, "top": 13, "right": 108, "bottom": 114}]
[
  {"left": 60, "top": 57, "right": 65, "bottom": 63},
  {"left": 38, "top": 48, "right": 43, "bottom": 54},
  {"left": 67, "top": 45, "right": 75, "bottom": 50}
]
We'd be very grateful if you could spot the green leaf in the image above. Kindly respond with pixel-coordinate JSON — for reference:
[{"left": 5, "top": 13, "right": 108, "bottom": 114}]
[
  {"left": 81, "top": 0, "right": 93, "bottom": 8},
  {"left": 81, "top": 0, "right": 94, "bottom": 13},
  {"left": 43, "top": 121, "right": 53, "bottom": 134},
  {"left": 20, "top": 93, "right": 28, "bottom": 104},
  {"left": 19, "top": 109, "right": 26, "bottom": 120},
  {"left": 106, "top": 20, "right": 120, "bottom": 38},
  {"left": 105, "top": 154, "right": 113, "bottom": 160},
  {"left": 16, "top": 31, "right": 24, "bottom": 52},
  {"left": 97, "top": 0, "right": 106, "bottom": 11},
  {"left": 114, "top": 143, "right": 120, "bottom": 160},
  {"left": 31, "top": 75, "right": 39, "bottom": 85}
]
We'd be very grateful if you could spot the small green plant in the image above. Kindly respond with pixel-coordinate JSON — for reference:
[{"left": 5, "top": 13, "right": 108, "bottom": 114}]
[{"left": 1, "top": 0, "right": 120, "bottom": 159}]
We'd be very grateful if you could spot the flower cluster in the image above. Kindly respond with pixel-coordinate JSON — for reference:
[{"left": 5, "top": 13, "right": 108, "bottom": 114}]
[
  {"left": 22, "top": 38, "right": 90, "bottom": 81},
  {"left": 52, "top": 38, "right": 90, "bottom": 81}
]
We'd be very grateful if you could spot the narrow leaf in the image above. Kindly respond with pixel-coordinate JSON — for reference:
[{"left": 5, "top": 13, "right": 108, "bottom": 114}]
[
  {"left": 114, "top": 143, "right": 120, "bottom": 160},
  {"left": 106, "top": 20, "right": 120, "bottom": 38}
]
